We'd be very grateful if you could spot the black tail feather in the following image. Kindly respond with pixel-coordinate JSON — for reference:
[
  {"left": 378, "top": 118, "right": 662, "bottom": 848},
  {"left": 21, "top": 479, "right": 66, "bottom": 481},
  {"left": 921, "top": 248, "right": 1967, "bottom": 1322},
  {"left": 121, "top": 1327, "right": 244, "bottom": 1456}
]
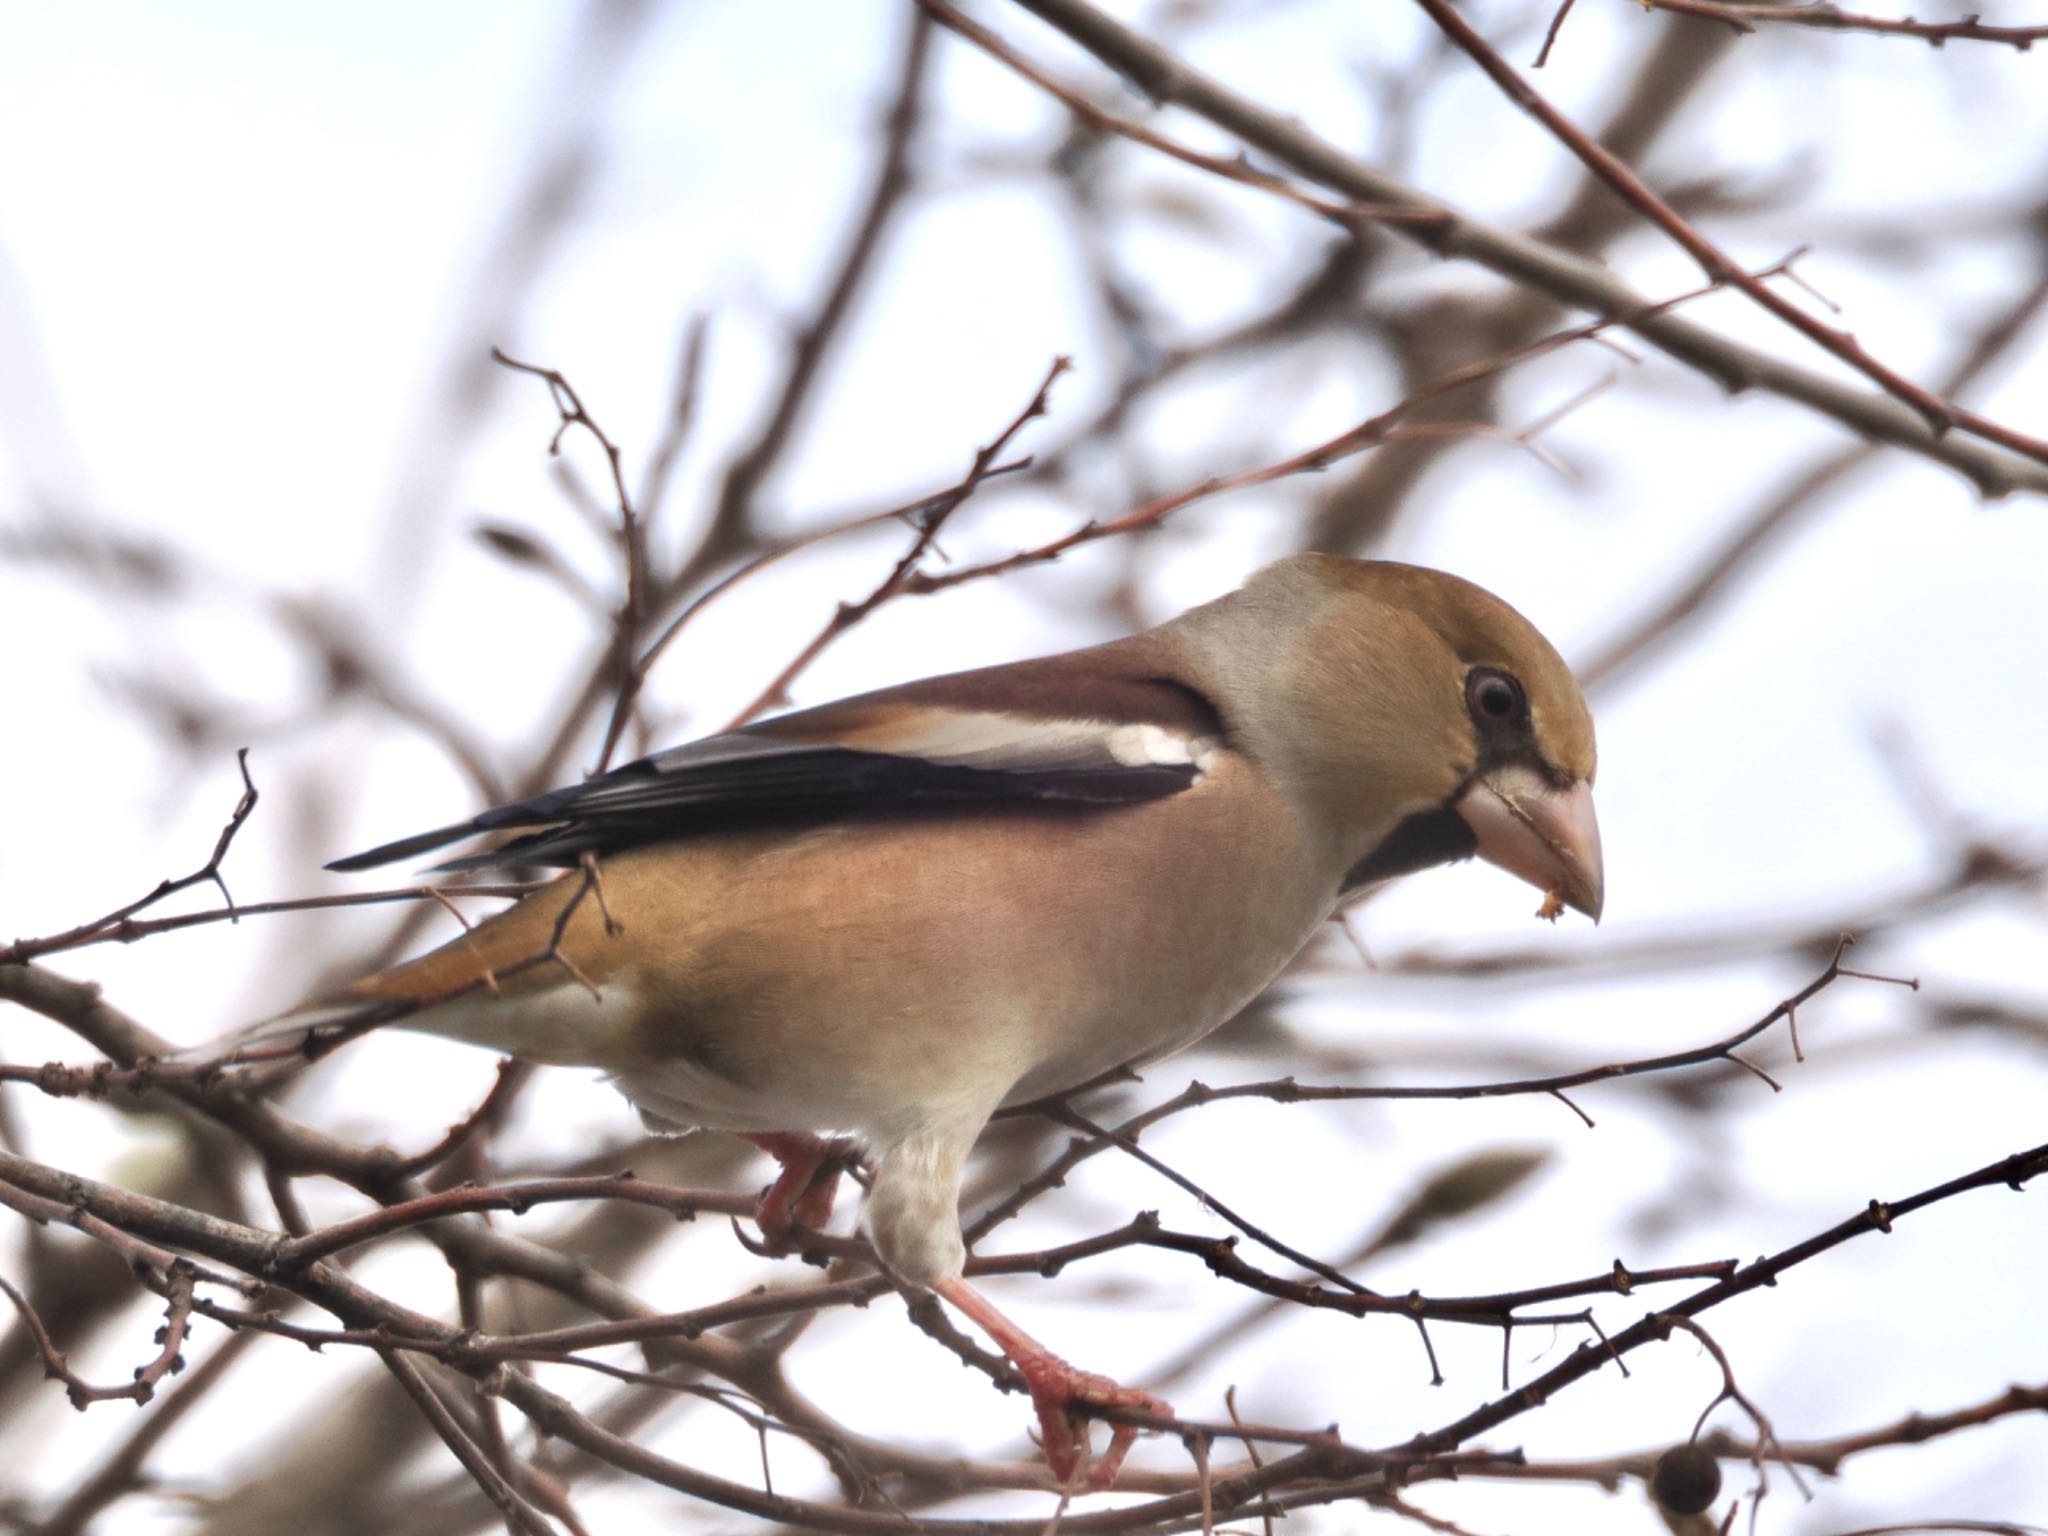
[{"left": 325, "top": 819, "right": 482, "bottom": 873}]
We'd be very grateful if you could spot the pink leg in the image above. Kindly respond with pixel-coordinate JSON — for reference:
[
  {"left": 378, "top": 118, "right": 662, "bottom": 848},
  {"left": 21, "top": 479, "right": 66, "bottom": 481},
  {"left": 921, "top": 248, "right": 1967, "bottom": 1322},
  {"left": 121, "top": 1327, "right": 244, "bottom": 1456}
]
[
  {"left": 740, "top": 1132, "right": 853, "bottom": 1253},
  {"left": 935, "top": 1275, "right": 1171, "bottom": 1491}
]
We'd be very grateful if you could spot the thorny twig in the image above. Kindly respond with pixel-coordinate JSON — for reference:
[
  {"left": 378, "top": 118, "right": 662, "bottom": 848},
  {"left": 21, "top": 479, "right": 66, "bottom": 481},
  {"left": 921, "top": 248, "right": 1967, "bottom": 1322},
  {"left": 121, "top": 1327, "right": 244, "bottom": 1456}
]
[
  {"left": 1633, "top": 1, "right": 2048, "bottom": 50},
  {"left": 0, "top": 1131, "right": 2042, "bottom": 1524},
  {"left": 1002, "top": 0, "right": 2048, "bottom": 495},
  {"left": 0, "top": 1268, "right": 196, "bottom": 1410},
  {"left": 1412, "top": 0, "right": 2048, "bottom": 465},
  {"left": 728, "top": 355, "right": 1075, "bottom": 725},
  {"left": 492, "top": 348, "right": 651, "bottom": 776},
  {"left": 1, "top": 749, "right": 258, "bottom": 967},
  {"left": 974, "top": 942, "right": 1901, "bottom": 1242}
]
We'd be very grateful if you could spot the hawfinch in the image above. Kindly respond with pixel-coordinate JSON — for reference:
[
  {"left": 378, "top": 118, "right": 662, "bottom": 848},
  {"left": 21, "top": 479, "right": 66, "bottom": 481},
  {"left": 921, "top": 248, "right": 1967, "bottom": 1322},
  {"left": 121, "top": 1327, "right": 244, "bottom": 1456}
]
[{"left": 259, "top": 553, "right": 1601, "bottom": 1488}]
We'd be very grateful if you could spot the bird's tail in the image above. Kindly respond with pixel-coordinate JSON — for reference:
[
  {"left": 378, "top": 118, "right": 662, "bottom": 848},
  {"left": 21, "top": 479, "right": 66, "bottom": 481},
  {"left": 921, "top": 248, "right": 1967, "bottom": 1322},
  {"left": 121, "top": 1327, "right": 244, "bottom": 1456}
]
[
  {"left": 170, "top": 991, "right": 423, "bottom": 1071},
  {"left": 176, "top": 873, "right": 606, "bottom": 1072}
]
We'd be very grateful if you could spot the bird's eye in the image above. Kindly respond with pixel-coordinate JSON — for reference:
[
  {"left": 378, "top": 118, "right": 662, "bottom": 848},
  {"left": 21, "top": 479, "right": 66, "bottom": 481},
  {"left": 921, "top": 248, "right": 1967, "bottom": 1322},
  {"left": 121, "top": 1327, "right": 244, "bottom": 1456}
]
[{"left": 1466, "top": 668, "right": 1525, "bottom": 725}]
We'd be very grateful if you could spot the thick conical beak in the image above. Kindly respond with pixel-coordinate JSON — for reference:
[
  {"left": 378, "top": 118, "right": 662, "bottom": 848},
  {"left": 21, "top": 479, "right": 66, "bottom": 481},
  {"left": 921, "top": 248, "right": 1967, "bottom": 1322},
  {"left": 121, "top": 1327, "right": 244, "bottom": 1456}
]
[{"left": 1455, "top": 766, "right": 1604, "bottom": 922}]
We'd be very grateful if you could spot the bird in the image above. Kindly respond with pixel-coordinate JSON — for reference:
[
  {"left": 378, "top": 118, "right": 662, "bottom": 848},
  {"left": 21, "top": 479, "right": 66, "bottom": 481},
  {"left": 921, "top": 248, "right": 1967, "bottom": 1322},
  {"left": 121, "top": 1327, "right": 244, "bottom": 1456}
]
[{"left": 225, "top": 553, "right": 1602, "bottom": 1490}]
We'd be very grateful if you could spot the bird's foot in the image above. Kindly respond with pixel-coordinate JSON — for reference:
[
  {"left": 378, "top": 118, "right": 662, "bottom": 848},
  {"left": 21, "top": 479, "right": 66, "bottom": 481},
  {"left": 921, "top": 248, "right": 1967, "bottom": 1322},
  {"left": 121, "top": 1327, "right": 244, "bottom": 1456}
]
[
  {"left": 933, "top": 1275, "right": 1170, "bottom": 1491},
  {"left": 1022, "top": 1351, "right": 1173, "bottom": 1492},
  {"left": 741, "top": 1132, "right": 855, "bottom": 1255}
]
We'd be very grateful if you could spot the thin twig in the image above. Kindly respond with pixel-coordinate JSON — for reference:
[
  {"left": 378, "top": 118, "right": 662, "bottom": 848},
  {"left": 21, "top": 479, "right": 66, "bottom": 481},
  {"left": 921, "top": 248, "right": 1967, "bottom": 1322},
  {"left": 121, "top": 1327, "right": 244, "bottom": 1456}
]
[
  {"left": 380, "top": 1346, "right": 559, "bottom": 1536},
  {"left": 728, "top": 356, "right": 1072, "bottom": 724},
  {"left": 1637, "top": 0, "right": 2048, "bottom": 49},
  {"left": 1, "top": 750, "right": 258, "bottom": 965},
  {"left": 1411, "top": 0, "right": 2048, "bottom": 466},
  {"left": 0, "top": 1268, "right": 196, "bottom": 1409},
  {"left": 1002, "top": 0, "right": 2048, "bottom": 495}
]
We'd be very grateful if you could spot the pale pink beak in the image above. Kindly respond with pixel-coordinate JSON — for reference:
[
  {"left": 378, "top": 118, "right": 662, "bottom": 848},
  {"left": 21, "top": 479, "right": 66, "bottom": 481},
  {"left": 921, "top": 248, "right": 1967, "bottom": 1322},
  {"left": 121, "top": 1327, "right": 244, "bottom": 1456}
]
[{"left": 1455, "top": 765, "right": 1604, "bottom": 922}]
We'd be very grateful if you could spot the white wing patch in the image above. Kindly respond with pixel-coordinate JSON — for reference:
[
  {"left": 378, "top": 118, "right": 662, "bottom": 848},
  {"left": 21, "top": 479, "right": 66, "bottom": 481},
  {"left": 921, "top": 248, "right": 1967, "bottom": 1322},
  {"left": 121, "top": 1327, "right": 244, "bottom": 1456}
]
[
  {"left": 1106, "top": 721, "right": 1218, "bottom": 773},
  {"left": 834, "top": 707, "right": 1215, "bottom": 779}
]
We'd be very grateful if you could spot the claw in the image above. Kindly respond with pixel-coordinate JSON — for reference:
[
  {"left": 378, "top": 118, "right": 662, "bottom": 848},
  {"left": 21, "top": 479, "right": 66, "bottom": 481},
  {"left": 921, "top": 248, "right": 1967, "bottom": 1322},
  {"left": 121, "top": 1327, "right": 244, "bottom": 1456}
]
[{"left": 729, "top": 1215, "right": 779, "bottom": 1258}]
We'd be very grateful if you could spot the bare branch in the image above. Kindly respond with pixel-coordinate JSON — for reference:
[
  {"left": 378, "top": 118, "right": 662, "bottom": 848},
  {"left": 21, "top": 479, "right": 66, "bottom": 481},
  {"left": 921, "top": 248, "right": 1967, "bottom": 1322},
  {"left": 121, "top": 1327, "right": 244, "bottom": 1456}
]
[
  {"left": 1411, "top": 0, "right": 2048, "bottom": 464},
  {"left": 1001, "top": 0, "right": 2048, "bottom": 496},
  {"left": 1637, "top": 0, "right": 2048, "bottom": 49}
]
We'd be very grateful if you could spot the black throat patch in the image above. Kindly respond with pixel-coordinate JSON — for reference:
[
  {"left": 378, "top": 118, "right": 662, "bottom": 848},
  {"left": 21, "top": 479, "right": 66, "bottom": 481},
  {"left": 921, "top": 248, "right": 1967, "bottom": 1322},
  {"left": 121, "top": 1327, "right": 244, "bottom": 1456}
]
[{"left": 1339, "top": 804, "right": 1478, "bottom": 897}]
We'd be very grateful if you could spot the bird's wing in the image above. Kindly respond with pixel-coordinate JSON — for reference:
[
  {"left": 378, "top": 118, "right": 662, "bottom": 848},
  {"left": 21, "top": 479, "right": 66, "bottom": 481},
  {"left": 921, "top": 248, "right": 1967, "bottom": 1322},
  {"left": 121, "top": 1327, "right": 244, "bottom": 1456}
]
[{"left": 327, "top": 654, "right": 1223, "bottom": 874}]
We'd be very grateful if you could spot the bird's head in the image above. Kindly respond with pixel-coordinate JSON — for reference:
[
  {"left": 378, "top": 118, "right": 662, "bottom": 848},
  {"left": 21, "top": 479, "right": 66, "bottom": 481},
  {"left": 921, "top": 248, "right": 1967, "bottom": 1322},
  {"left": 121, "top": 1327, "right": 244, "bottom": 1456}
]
[{"left": 1179, "top": 554, "right": 1603, "bottom": 921}]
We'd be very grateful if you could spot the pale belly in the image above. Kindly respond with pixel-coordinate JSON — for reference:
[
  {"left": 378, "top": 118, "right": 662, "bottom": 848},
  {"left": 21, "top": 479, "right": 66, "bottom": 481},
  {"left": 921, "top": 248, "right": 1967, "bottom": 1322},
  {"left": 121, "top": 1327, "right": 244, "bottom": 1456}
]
[{"left": 616, "top": 867, "right": 1333, "bottom": 1138}]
